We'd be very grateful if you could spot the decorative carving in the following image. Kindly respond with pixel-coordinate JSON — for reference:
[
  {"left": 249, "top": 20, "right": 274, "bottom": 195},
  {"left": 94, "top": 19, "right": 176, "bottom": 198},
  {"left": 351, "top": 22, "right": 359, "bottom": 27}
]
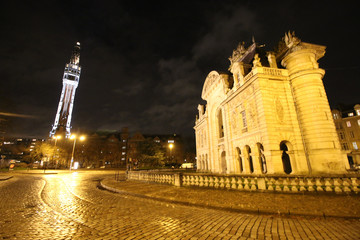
[
  {"left": 275, "top": 31, "right": 301, "bottom": 59},
  {"left": 229, "top": 42, "right": 247, "bottom": 66},
  {"left": 248, "top": 101, "right": 258, "bottom": 129},
  {"left": 267, "top": 52, "right": 277, "bottom": 68},
  {"left": 284, "top": 31, "right": 301, "bottom": 49},
  {"left": 252, "top": 53, "right": 262, "bottom": 68},
  {"left": 198, "top": 104, "right": 204, "bottom": 116},
  {"left": 202, "top": 71, "right": 220, "bottom": 99},
  {"left": 231, "top": 108, "right": 238, "bottom": 130}
]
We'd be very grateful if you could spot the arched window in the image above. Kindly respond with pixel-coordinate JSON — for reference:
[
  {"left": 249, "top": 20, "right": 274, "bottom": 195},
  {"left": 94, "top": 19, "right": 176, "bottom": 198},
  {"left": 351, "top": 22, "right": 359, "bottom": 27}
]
[
  {"left": 257, "top": 143, "right": 267, "bottom": 173},
  {"left": 217, "top": 109, "right": 224, "bottom": 138},
  {"left": 236, "top": 147, "right": 243, "bottom": 173},
  {"left": 280, "top": 141, "right": 292, "bottom": 174},
  {"left": 245, "top": 145, "right": 254, "bottom": 173}
]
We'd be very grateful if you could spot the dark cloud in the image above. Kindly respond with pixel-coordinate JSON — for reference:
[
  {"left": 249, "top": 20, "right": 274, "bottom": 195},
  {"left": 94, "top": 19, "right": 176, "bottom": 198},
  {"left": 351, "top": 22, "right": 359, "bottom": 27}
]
[
  {"left": 193, "top": 7, "right": 261, "bottom": 62},
  {"left": 0, "top": 0, "right": 358, "bottom": 140}
]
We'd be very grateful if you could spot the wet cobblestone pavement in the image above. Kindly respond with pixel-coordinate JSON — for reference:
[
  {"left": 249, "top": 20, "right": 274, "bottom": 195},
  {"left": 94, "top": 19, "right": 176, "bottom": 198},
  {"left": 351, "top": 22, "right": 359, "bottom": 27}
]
[
  {"left": 1, "top": 171, "right": 360, "bottom": 239},
  {"left": 101, "top": 176, "right": 360, "bottom": 218}
]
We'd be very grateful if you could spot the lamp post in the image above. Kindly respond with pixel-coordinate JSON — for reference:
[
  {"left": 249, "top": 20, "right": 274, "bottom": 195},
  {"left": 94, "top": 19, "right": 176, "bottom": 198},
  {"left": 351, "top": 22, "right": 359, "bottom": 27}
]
[
  {"left": 69, "top": 135, "right": 85, "bottom": 171},
  {"left": 169, "top": 143, "right": 174, "bottom": 163}
]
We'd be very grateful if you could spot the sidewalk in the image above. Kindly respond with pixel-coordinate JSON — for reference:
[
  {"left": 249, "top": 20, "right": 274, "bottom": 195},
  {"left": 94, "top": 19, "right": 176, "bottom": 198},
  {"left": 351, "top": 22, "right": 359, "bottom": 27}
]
[{"left": 101, "top": 177, "right": 360, "bottom": 219}]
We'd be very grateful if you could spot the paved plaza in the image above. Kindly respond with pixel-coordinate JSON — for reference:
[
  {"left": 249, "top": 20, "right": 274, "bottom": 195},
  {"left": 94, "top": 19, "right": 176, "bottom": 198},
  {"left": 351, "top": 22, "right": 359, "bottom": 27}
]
[{"left": 0, "top": 170, "right": 359, "bottom": 239}]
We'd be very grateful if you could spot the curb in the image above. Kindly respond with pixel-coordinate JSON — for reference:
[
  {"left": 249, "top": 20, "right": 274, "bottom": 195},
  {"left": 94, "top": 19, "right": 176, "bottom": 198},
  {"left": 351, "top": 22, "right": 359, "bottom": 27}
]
[
  {"left": 0, "top": 176, "right": 13, "bottom": 181},
  {"left": 99, "top": 179, "right": 360, "bottom": 219}
]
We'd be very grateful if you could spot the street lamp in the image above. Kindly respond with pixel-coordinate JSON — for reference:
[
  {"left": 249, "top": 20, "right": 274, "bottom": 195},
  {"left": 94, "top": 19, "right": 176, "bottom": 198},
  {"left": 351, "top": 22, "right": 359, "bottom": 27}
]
[
  {"left": 69, "top": 135, "right": 85, "bottom": 171},
  {"left": 169, "top": 143, "right": 174, "bottom": 160},
  {"left": 53, "top": 135, "right": 61, "bottom": 146}
]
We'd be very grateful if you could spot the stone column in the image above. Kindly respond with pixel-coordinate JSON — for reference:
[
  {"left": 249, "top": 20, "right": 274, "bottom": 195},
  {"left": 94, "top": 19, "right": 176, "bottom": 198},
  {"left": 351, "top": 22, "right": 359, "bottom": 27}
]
[
  {"left": 252, "top": 146, "right": 262, "bottom": 174},
  {"left": 282, "top": 43, "right": 347, "bottom": 174},
  {"left": 242, "top": 148, "right": 250, "bottom": 174}
]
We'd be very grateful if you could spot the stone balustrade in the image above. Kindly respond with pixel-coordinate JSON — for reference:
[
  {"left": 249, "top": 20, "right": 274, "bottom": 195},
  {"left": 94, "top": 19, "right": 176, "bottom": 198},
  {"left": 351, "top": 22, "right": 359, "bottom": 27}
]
[
  {"left": 127, "top": 171, "right": 175, "bottom": 185},
  {"left": 126, "top": 171, "right": 360, "bottom": 194}
]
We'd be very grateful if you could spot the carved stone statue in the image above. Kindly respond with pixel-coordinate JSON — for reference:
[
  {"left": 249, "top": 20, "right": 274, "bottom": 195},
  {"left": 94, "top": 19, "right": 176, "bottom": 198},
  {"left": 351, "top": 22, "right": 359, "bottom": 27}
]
[
  {"left": 284, "top": 31, "right": 301, "bottom": 49},
  {"left": 198, "top": 104, "right": 205, "bottom": 116},
  {"left": 252, "top": 54, "right": 262, "bottom": 68},
  {"left": 229, "top": 42, "right": 247, "bottom": 65}
]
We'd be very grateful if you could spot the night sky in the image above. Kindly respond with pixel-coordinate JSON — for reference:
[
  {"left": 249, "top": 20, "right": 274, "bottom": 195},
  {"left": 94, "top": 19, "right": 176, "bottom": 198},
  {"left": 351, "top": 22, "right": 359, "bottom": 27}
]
[{"left": 0, "top": 0, "right": 359, "bottom": 140}]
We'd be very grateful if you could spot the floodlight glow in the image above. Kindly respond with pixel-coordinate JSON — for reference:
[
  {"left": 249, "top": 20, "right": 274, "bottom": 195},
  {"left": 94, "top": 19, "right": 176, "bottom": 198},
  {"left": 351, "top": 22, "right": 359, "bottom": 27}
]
[{"left": 73, "top": 162, "right": 79, "bottom": 170}]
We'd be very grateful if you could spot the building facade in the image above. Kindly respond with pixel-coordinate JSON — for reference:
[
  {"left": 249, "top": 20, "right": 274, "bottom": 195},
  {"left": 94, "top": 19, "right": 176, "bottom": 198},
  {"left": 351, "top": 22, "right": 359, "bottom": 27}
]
[
  {"left": 50, "top": 42, "right": 81, "bottom": 138},
  {"left": 332, "top": 105, "right": 360, "bottom": 167},
  {"left": 194, "top": 32, "right": 348, "bottom": 175}
]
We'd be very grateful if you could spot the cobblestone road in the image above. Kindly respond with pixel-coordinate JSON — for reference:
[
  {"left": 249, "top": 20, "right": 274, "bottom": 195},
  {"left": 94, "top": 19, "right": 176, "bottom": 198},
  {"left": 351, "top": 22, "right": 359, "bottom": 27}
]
[{"left": 1, "top": 171, "right": 360, "bottom": 239}]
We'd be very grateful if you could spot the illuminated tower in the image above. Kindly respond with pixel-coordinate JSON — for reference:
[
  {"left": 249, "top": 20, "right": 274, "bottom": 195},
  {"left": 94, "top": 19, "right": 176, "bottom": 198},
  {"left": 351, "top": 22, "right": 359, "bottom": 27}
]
[{"left": 50, "top": 42, "right": 81, "bottom": 138}]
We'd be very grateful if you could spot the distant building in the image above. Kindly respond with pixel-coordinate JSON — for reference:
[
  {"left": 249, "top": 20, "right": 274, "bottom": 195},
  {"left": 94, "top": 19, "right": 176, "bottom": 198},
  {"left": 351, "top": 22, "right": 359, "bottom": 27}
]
[
  {"left": 77, "top": 129, "right": 185, "bottom": 169},
  {"left": 332, "top": 105, "right": 360, "bottom": 167},
  {"left": 147, "top": 134, "right": 185, "bottom": 165},
  {"left": 82, "top": 132, "right": 122, "bottom": 168},
  {"left": 194, "top": 32, "right": 348, "bottom": 175},
  {"left": 127, "top": 132, "right": 185, "bottom": 168},
  {"left": 50, "top": 42, "right": 82, "bottom": 138},
  {"left": 0, "top": 138, "right": 45, "bottom": 161}
]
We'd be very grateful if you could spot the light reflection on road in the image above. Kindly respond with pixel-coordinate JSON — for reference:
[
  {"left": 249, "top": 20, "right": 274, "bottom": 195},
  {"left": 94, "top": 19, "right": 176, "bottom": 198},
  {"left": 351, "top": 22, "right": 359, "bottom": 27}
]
[
  {"left": 43, "top": 173, "right": 86, "bottom": 225},
  {"left": 1, "top": 171, "right": 360, "bottom": 239}
]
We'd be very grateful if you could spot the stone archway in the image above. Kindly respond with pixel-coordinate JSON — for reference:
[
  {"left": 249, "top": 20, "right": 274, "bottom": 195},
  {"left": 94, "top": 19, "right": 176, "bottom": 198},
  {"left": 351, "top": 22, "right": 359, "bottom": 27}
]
[
  {"left": 217, "top": 109, "right": 224, "bottom": 138},
  {"left": 245, "top": 145, "right": 254, "bottom": 173},
  {"left": 257, "top": 143, "right": 267, "bottom": 174},
  {"left": 280, "top": 141, "right": 292, "bottom": 174}
]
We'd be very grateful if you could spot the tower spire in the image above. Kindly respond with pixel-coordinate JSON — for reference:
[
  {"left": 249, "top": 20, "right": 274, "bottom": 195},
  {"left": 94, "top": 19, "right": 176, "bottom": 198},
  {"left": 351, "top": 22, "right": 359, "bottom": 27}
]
[{"left": 49, "top": 42, "right": 82, "bottom": 138}]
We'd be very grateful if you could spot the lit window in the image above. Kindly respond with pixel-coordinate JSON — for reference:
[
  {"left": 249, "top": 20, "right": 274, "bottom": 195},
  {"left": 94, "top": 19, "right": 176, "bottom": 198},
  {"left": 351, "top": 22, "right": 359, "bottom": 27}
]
[
  {"left": 122, "top": 152, "right": 126, "bottom": 155},
  {"left": 348, "top": 113, "right": 354, "bottom": 117},
  {"left": 333, "top": 113, "right": 338, "bottom": 119},
  {"left": 122, "top": 146, "right": 126, "bottom": 149},
  {"left": 168, "top": 140, "right": 174, "bottom": 143},
  {"left": 346, "top": 121, "right": 351, "bottom": 127},
  {"left": 358, "top": 119, "right": 360, "bottom": 126},
  {"left": 357, "top": 110, "right": 360, "bottom": 116},
  {"left": 352, "top": 142, "right": 358, "bottom": 150},
  {"left": 121, "top": 158, "right": 125, "bottom": 161},
  {"left": 339, "top": 132, "right": 345, "bottom": 140}
]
